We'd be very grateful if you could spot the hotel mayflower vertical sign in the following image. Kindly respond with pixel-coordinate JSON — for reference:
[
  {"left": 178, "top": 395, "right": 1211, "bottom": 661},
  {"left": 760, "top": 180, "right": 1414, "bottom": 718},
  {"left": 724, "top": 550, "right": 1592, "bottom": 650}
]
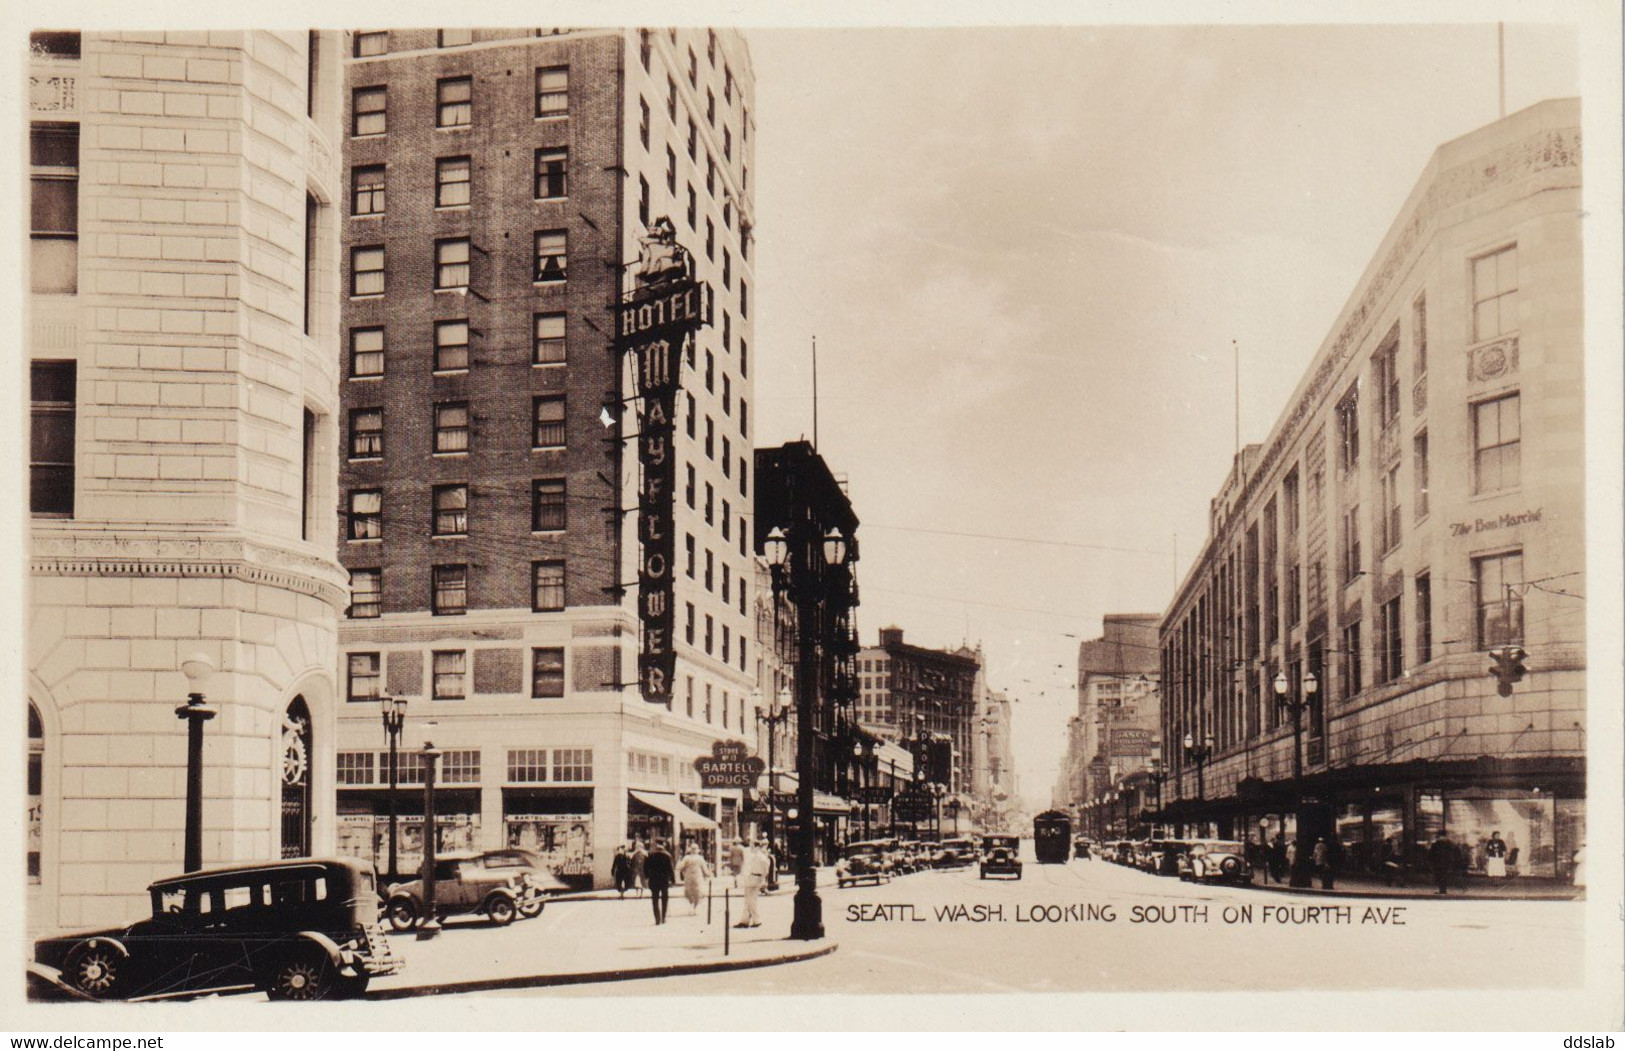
[{"left": 621, "top": 218, "right": 708, "bottom": 705}]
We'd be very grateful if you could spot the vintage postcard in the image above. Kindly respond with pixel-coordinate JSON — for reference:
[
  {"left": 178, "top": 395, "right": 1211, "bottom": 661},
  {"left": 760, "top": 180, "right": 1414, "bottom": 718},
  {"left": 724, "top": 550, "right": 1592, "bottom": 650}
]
[{"left": 6, "top": 0, "right": 1622, "bottom": 1034}]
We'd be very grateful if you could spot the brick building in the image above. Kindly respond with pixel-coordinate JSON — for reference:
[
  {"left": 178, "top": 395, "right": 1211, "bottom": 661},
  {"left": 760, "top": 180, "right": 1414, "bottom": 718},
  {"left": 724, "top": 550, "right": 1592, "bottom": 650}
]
[
  {"left": 27, "top": 30, "right": 348, "bottom": 930},
  {"left": 1159, "top": 99, "right": 1584, "bottom": 880},
  {"left": 331, "top": 28, "right": 758, "bottom": 887},
  {"left": 856, "top": 628, "right": 981, "bottom": 796}
]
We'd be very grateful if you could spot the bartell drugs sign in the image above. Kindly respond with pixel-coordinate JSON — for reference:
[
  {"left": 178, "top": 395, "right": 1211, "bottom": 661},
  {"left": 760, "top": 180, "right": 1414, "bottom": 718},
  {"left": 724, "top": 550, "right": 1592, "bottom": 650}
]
[{"left": 694, "top": 740, "right": 766, "bottom": 790}]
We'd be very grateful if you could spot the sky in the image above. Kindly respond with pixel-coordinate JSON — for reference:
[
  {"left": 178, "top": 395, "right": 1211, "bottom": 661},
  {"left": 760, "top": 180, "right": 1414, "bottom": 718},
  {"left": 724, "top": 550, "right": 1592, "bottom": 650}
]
[{"left": 744, "top": 22, "right": 1582, "bottom": 807}]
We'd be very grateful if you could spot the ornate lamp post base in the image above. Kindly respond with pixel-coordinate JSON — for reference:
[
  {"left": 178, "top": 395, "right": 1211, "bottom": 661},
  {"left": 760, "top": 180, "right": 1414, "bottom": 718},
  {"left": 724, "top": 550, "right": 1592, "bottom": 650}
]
[{"left": 791, "top": 879, "right": 824, "bottom": 940}]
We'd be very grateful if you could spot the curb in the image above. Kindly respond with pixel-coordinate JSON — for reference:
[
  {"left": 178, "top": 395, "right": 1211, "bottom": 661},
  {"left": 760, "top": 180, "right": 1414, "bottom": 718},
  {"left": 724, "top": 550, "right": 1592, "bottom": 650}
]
[
  {"left": 363, "top": 940, "right": 838, "bottom": 999},
  {"left": 1240, "top": 880, "right": 1583, "bottom": 903}
]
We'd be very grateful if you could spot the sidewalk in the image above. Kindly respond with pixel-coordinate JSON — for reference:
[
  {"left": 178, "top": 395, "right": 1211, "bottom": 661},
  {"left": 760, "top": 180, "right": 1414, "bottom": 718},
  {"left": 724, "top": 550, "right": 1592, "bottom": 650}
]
[
  {"left": 1243, "top": 872, "right": 1582, "bottom": 901},
  {"left": 366, "top": 877, "right": 835, "bottom": 999}
]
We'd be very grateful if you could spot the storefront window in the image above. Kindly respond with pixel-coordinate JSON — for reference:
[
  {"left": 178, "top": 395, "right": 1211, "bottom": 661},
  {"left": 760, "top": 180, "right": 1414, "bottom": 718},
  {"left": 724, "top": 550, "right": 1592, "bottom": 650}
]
[
  {"left": 1335, "top": 804, "right": 1367, "bottom": 873},
  {"left": 1445, "top": 789, "right": 1555, "bottom": 878}
]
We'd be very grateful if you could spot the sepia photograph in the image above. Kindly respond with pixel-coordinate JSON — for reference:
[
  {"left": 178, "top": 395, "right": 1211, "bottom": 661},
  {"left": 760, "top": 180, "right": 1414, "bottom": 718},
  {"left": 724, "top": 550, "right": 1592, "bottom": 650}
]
[{"left": 7, "top": 0, "right": 1622, "bottom": 1035}]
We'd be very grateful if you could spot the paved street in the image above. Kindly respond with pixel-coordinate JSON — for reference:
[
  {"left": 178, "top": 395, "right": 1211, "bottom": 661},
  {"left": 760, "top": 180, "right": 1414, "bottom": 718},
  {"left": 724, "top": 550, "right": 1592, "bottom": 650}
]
[{"left": 466, "top": 848, "right": 1585, "bottom": 997}]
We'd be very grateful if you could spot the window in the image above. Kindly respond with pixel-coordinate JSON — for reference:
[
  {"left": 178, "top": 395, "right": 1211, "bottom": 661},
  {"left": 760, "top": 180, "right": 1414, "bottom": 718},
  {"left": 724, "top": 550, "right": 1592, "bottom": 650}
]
[
  {"left": 349, "top": 569, "right": 381, "bottom": 619},
  {"left": 434, "top": 403, "right": 469, "bottom": 453},
  {"left": 1340, "top": 506, "right": 1360, "bottom": 584},
  {"left": 686, "top": 393, "right": 696, "bottom": 437},
  {"left": 533, "top": 478, "right": 566, "bottom": 531},
  {"left": 1473, "top": 393, "right": 1520, "bottom": 494},
  {"left": 1472, "top": 245, "right": 1518, "bottom": 342},
  {"left": 685, "top": 464, "right": 696, "bottom": 508},
  {"left": 436, "top": 156, "right": 470, "bottom": 207},
  {"left": 687, "top": 118, "right": 697, "bottom": 161},
  {"left": 706, "top": 154, "right": 715, "bottom": 196},
  {"left": 1286, "top": 565, "right": 1301, "bottom": 626},
  {"left": 441, "top": 750, "right": 480, "bottom": 784},
  {"left": 534, "top": 312, "right": 566, "bottom": 364},
  {"left": 29, "top": 361, "right": 75, "bottom": 516},
  {"left": 703, "top": 481, "right": 714, "bottom": 524},
  {"left": 432, "top": 565, "right": 468, "bottom": 615},
  {"left": 723, "top": 200, "right": 732, "bottom": 229},
  {"left": 336, "top": 751, "right": 375, "bottom": 785},
  {"left": 434, "top": 320, "right": 469, "bottom": 371},
  {"left": 721, "top": 564, "right": 731, "bottom": 603},
  {"left": 533, "top": 561, "right": 565, "bottom": 611},
  {"left": 1376, "top": 335, "right": 1400, "bottom": 428},
  {"left": 704, "top": 549, "right": 714, "bottom": 591},
  {"left": 1283, "top": 468, "right": 1300, "bottom": 536},
  {"left": 707, "top": 29, "right": 716, "bottom": 64},
  {"left": 688, "top": 47, "right": 697, "bottom": 86},
  {"left": 1341, "top": 621, "right": 1361, "bottom": 700},
  {"left": 740, "top": 340, "right": 748, "bottom": 377},
  {"left": 707, "top": 89, "right": 715, "bottom": 126},
  {"left": 535, "top": 147, "right": 567, "bottom": 199},
  {"left": 740, "top": 398, "right": 748, "bottom": 437},
  {"left": 722, "top": 248, "right": 731, "bottom": 290},
  {"left": 351, "top": 245, "right": 385, "bottom": 295},
  {"left": 347, "top": 653, "right": 381, "bottom": 702},
  {"left": 638, "top": 176, "right": 650, "bottom": 227},
  {"left": 738, "top": 459, "right": 747, "bottom": 496},
  {"left": 704, "top": 350, "right": 715, "bottom": 392},
  {"left": 1415, "top": 573, "right": 1433, "bottom": 664},
  {"left": 721, "top": 500, "right": 730, "bottom": 540},
  {"left": 667, "top": 77, "right": 677, "bottom": 121},
  {"left": 348, "top": 489, "right": 382, "bottom": 540},
  {"left": 30, "top": 124, "right": 78, "bottom": 294},
  {"left": 439, "top": 28, "right": 473, "bottom": 47},
  {"left": 639, "top": 97, "right": 650, "bottom": 148},
  {"left": 724, "top": 127, "right": 733, "bottom": 161},
  {"left": 508, "top": 748, "right": 547, "bottom": 783},
  {"left": 1335, "top": 384, "right": 1359, "bottom": 472},
  {"left": 432, "top": 484, "right": 468, "bottom": 536},
  {"left": 685, "top": 534, "right": 695, "bottom": 577},
  {"left": 705, "top": 416, "right": 714, "bottom": 459},
  {"left": 433, "top": 651, "right": 467, "bottom": 699},
  {"left": 1413, "top": 294, "right": 1428, "bottom": 379},
  {"left": 1377, "top": 596, "right": 1402, "bottom": 685},
  {"left": 435, "top": 239, "right": 470, "bottom": 291},
  {"left": 724, "top": 66, "right": 733, "bottom": 102},
  {"left": 1379, "top": 463, "right": 1401, "bottom": 553},
  {"left": 352, "top": 86, "right": 386, "bottom": 135},
  {"left": 351, "top": 165, "right": 385, "bottom": 216},
  {"left": 1414, "top": 431, "right": 1429, "bottom": 520},
  {"left": 684, "top": 603, "right": 696, "bottom": 645},
  {"left": 686, "top": 184, "right": 697, "bottom": 229},
  {"left": 665, "top": 147, "right": 677, "bottom": 194},
  {"left": 639, "top": 29, "right": 651, "bottom": 71},
  {"left": 533, "top": 395, "right": 566, "bottom": 449},
  {"left": 739, "top": 280, "right": 748, "bottom": 318},
  {"left": 552, "top": 747, "right": 591, "bottom": 781},
  {"left": 704, "top": 615, "right": 714, "bottom": 654},
  {"left": 535, "top": 230, "right": 567, "bottom": 282},
  {"left": 349, "top": 408, "right": 383, "bottom": 458},
  {"left": 1474, "top": 550, "right": 1524, "bottom": 648},
  {"left": 535, "top": 67, "right": 568, "bottom": 116},
  {"left": 722, "top": 438, "right": 732, "bottom": 477},
  {"left": 705, "top": 219, "right": 715, "bottom": 260},
  {"left": 354, "top": 31, "right": 387, "bottom": 56},
  {"left": 532, "top": 648, "right": 565, "bottom": 698}
]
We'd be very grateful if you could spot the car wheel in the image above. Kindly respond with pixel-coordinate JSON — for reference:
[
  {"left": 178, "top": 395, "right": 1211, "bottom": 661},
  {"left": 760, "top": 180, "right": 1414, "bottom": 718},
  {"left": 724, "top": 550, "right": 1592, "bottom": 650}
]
[
  {"left": 518, "top": 899, "right": 544, "bottom": 919},
  {"left": 487, "top": 896, "right": 517, "bottom": 926},
  {"left": 386, "top": 898, "right": 418, "bottom": 932},
  {"left": 264, "top": 949, "right": 334, "bottom": 1001},
  {"left": 64, "top": 942, "right": 125, "bottom": 999}
]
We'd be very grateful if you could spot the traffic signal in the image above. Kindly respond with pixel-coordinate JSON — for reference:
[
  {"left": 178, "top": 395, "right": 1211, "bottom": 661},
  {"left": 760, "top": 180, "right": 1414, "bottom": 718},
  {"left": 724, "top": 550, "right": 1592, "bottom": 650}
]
[{"left": 1489, "top": 646, "right": 1528, "bottom": 697}]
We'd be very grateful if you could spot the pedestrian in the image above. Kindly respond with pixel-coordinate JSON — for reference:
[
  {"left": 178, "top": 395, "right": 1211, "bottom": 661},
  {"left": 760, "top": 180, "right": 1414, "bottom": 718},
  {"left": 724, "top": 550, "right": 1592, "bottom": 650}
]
[
  {"left": 611, "top": 844, "right": 633, "bottom": 898},
  {"left": 727, "top": 838, "right": 746, "bottom": 880},
  {"left": 676, "top": 842, "right": 711, "bottom": 915},
  {"left": 1284, "top": 837, "right": 1298, "bottom": 880},
  {"left": 1268, "top": 832, "right": 1288, "bottom": 884},
  {"left": 644, "top": 839, "right": 675, "bottom": 924},
  {"left": 631, "top": 839, "right": 648, "bottom": 897},
  {"left": 1313, "top": 837, "right": 1335, "bottom": 890},
  {"left": 737, "top": 838, "right": 770, "bottom": 928},
  {"left": 1429, "top": 831, "right": 1455, "bottom": 895},
  {"left": 1484, "top": 830, "right": 1509, "bottom": 879},
  {"left": 1379, "top": 836, "right": 1402, "bottom": 886}
]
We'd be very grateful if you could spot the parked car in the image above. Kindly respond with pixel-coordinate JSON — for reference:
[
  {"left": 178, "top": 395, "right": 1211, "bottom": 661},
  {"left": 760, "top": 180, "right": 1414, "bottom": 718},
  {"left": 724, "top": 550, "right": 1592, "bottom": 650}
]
[
  {"left": 979, "top": 835, "right": 1023, "bottom": 880},
  {"left": 937, "top": 838, "right": 978, "bottom": 868},
  {"left": 1181, "top": 840, "right": 1254, "bottom": 884},
  {"left": 384, "top": 851, "right": 543, "bottom": 930},
  {"left": 479, "top": 848, "right": 569, "bottom": 916},
  {"left": 836, "top": 843, "right": 892, "bottom": 888},
  {"left": 32, "top": 857, "right": 400, "bottom": 1001}
]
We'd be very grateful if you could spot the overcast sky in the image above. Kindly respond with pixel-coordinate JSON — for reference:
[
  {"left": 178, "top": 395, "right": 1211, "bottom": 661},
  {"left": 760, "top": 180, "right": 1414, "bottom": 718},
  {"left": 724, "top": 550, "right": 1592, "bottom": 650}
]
[{"left": 746, "top": 23, "right": 1581, "bottom": 806}]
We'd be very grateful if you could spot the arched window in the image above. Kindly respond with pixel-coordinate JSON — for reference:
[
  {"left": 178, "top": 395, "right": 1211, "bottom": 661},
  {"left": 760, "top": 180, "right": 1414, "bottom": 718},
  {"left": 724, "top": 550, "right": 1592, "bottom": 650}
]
[{"left": 281, "top": 697, "right": 312, "bottom": 858}]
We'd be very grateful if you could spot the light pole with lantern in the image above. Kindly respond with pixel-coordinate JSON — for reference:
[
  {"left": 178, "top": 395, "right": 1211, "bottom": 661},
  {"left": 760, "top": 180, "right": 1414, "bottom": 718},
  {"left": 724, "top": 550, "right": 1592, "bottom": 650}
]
[
  {"left": 1148, "top": 757, "right": 1169, "bottom": 830},
  {"left": 176, "top": 653, "right": 218, "bottom": 874},
  {"left": 1273, "top": 668, "right": 1318, "bottom": 888},
  {"left": 1183, "top": 730, "right": 1214, "bottom": 836},
  {"left": 379, "top": 695, "right": 408, "bottom": 882}
]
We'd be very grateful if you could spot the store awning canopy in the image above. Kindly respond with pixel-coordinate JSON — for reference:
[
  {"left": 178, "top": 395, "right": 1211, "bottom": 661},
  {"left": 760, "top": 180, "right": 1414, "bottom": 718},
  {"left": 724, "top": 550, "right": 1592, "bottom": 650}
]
[
  {"left": 629, "top": 790, "right": 718, "bottom": 828},
  {"left": 814, "top": 792, "right": 853, "bottom": 815}
]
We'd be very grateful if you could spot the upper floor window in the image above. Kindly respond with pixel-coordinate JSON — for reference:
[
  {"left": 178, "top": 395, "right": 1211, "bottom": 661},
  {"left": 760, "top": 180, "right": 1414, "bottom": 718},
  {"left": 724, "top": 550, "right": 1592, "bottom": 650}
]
[
  {"left": 688, "top": 47, "right": 697, "bottom": 86},
  {"left": 353, "top": 31, "right": 387, "bottom": 57},
  {"left": 1335, "top": 384, "right": 1359, "bottom": 473},
  {"left": 639, "top": 176, "right": 651, "bottom": 228},
  {"left": 31, "top": 123, "right": 78, "bottom": 295},
  {"left": 432, "top": 565, "right": 468, "bottom": 616},
  {"left": 349, "top": 408, "right": 383, "bottom": 458},
  {"left": 1282, "top": 467, "right": 1300, "bottom": 536},
  {"left": 1412, "top": 293, "right": 1428, "bottom": 379},
  {"left": 1375, "top": 334, "right": 1400, "bottom": 429},
  {"left": 437, "top": 77, "right": 472, "bottom": 128},
  {"left": 1473, "top": 393, "right": 1520, "bottom": 494},
  {"left": 432, "top": 651, "right": 467, "bottom": 701},
  {"left": 348, "top": 569, "right": 381, "bottom": 619},
  {"left": 1340, "top": 505, "right": 1361, "bottom": 585},
  {"left": 347, "top": 653, "right": 381, "bottom": 702},
  {"left": 533, "top": 561, "right": 565, "bottom": 612},
  {"left": 436, "top": 156, "right": 470, "bottom": 208},
  {"left": 533, "top": 395, "right": 566, "bottom": 449},
  {"left": 29, "top": 360, "right": 75, "bottom": 517},
  {"left": 1414, "top": 430, "right": 1430, "bottom": 520},
  {"left": 435, "top": 239, "right": 470, "bottom": 290},
  {"left": 532, "top": 648, "right": 565, "bottom": 698},
  {"left": 1472, "top": 246, "right": 1518, "bottom": 343},
  {"left": 534, "top": 312, "right": 566, "bottom": 364},
  {"left": 1473, "top": 550, "right": 1523, "bottom": 648},
  {"left": 351, "top": 245, "right": 385, "bottom": 295},
  {"left": 665, "top": 147, "right": 677, "bottom": 195},
  {"left": 347, "top": 489, "right": 382, "bottom": 540},
  {"left": 434, "top": 402, "right": 469, "bottom": 453},
  {"left": 533, "top": 479, "right": 566, "bottom": 532},
  {"left": 432, "top": 484, "right": 468, "bottom": 537},
  {"left": 434, "top": 320, "right": 469, "bottom": 372},
  {"left": 535, "top": 148, "right": 568, "bottom": 199},
  {"left": 535, "top": 67, "right": 568, "bottom": 117},
  {"left": 352, "top": 86, "right": 386, "bottom": 136},
  {"left": 438, "top": 28, "right": 473, "bottom": 47},
  {"left": 639, "top": 97, "right": 650, "bottom": 149},
  {"left": 350, "top": 327, "right": 384, "bottom": 377},
  {"left": 535, "top": 230, "right": 567, "bottom": 282},
  {"left": 639, "top": 30, "right": 651, "bottom": 72},
  {"left": 351, "top": 165, "right": 385, "bottom": 216}
]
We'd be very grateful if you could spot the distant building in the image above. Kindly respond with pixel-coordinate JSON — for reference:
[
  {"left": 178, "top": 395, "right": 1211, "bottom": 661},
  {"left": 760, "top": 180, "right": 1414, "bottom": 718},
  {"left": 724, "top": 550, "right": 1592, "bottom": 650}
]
[
  {"left": 857, "top": 627, "right": 981, "bottom": 796},
  {"left": 1053, "top": 615, "right": 1162, "bottom": 815},
  {"left": 1160, "top": 99, "right": 1584, "bottom": 879}
]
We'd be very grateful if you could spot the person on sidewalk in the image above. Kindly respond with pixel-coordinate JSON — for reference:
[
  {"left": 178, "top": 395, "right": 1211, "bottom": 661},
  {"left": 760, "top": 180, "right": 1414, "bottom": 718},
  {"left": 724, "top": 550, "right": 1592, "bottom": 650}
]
[
  {"left": 631, "top": 840, "right": 648, "bottom": 898},
  {"left": 727, "top": 838, "right": 746, "bottom": 882},
  {"left": 1312, "top": 837, "right": 1335, "bottom": 890},
  {"left": 644, "top": 840, "right": 675, "bottom": 924},
  {"left": 1429, "top": 831, "right": 1456, "bottom": 895},
  {"left": 737, "top": 839, "right": 770, "bottom": 928},
  {"left": 1268, "top": 832, "right": 1288, "bottom": 884},
  {"left": 677, "top": 843, "right": 711, "bottom": 915},
  {"left": 1379, "top": 836, "right": 1403, "bottom": 887},
  {"left": 611, "top": 844, "right": 633, "bottom": 898},
  {"left": 1484, "top": 831, "right": 1509, "bottom": 879}
]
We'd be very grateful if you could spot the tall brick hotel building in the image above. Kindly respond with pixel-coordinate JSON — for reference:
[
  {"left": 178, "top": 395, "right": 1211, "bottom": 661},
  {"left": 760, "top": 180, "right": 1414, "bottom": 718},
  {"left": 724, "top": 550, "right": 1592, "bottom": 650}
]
[{"left": 332, "top": 29, "right": 758, "bottom": 887}]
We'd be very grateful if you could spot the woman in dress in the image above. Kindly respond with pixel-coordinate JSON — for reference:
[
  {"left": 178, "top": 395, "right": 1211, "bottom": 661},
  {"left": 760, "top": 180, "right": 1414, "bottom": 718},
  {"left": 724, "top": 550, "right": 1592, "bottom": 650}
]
[{"left": 676, "top": 843, "right": 712, "bottom": 915}]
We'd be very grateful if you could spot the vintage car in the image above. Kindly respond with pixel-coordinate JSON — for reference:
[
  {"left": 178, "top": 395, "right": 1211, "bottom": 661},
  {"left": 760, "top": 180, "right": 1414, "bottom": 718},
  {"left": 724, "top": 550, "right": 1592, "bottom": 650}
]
[
  {"left": 936, "top": 838, "right": 978, "bottom": 868},
  {"left": 836, "top": 843, "right": 892, "bottom": 888},
  {"left": 979, "top": 835, "right": 1023, "bottom": 880},
  {"left": 32, "top": 857, "right": 399, "bottom": 1001},
  {"left": 384, "top": 851, "right": 544, "bottom": 930},
  {"left": 479, "top": 848, "right": 570, "bottom": 916},
  {"left": 1181, "top": 840, "right": 1254, "bottom": 884}
]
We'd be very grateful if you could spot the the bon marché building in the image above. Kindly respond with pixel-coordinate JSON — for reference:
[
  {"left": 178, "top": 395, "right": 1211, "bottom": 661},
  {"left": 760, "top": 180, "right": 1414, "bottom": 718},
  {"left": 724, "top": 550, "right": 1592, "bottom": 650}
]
[
  {"left": 27, "top": 31, "right": 349, "bottom": 930},
  {"left": 330, "top": 28, "right": 758, "bottom": 887},
  {"left": 1158, "top": 98, "right": 1583, "bottom": 882}
]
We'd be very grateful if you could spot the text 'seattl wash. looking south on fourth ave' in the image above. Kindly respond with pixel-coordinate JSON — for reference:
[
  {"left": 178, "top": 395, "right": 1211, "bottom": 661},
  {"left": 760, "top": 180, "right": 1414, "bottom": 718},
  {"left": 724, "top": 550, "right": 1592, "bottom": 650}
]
[{"left": 17, "top": 20, "right": 1613, "bottom": 1017}]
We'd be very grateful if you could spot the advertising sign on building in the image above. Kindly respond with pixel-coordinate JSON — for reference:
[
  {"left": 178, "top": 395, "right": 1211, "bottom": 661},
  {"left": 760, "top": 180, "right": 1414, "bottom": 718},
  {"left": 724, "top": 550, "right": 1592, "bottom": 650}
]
[
  {"left": 693, "top": 740, "right": 766, "bottom": 790},
  {"left": 1112, "top": 728, "right": 1155, "bottom": 755},
  {"left": 620, "top": 218, "right": 708, "bottom": 705}
]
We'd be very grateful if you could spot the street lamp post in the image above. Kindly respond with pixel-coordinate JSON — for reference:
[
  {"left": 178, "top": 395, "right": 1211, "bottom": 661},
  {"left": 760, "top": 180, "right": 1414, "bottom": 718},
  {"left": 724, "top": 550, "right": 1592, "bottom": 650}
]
[
  {"left": 852, "top": 741, "right": 871, "bottom": 841},
  {"left": 762, "top": 688, "right": 792, "bottom": 861},
  {"left": 418, "top": 740, "right": 444, "bottom": 939},
  {"left": 176, "top": 653, "right": 218, "bottom": 874},
  {"left": 1148, "top": 757, "right": 1169, "bottom": 833},
  {"left": 1274, "top": 669, "right": 1318, "bottom": 888},
  {"left": 379, "top": 695, "right": 408, "bottom": 882},
  {"left": 1182, "top": 731, "right": 1215, "bottom": 837}
]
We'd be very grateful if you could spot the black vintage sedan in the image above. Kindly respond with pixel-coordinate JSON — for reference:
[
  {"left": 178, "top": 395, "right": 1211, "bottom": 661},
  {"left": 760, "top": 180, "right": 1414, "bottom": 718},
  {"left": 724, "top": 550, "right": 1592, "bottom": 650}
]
[{"left": 32, "top": 857, "right": 399, "bottom": 1001}]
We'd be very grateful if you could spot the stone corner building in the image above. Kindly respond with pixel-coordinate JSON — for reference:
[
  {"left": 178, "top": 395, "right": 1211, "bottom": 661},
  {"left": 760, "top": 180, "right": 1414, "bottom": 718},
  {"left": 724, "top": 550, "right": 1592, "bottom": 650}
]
[{"left": 28, "top": 31, "right": 348, "bottom": 930}]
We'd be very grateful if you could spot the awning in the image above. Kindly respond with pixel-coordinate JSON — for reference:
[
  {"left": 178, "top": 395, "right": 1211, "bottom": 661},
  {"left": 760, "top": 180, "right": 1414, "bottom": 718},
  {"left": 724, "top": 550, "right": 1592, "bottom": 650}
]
[
  {"left": 629, "top": 790, "right": 718, "bottom": 829},
  {"left": 814, "top": 792, "right": 854, "bottom": 815}
]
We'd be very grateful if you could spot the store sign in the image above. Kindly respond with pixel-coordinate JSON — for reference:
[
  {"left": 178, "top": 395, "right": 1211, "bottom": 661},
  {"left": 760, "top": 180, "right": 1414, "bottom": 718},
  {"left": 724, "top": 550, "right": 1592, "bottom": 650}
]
[
  {"left": 858, "top": 785, "right": 894, "bottom": 804},
  {"left": 620, "top": 220, "right": 709, "bottom": 706},
  {"left": 694, "top": 740, "right": 766, "bottom": 789},
  {"left": 1448, "top": 507, "right": 1543, "bottom": 538},
  {"left": 1112, "top": 728, "right": 1155, "bottom": 755}
]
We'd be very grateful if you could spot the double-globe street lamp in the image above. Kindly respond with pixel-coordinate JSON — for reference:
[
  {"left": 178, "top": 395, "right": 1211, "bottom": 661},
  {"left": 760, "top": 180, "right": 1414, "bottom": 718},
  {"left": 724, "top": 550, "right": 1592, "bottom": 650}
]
[
  {"left": 1182, "top": 731, "right": 1215, "bottom": 837},
  {"left": 379, "top": 695, "right": 408, "bottom": 882},
  {"left": 763, "top": 521, "right": 851, "bottom": 942},
  {"left": 1273, "top": 668, "right": 1319, "bottom": 888}
]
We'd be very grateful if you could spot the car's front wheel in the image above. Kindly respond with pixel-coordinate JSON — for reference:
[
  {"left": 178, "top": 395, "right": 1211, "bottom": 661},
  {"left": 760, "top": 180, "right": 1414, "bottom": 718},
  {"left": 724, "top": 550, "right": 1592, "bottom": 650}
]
[
  {"left": 264, "top": 949, "right": 334, "bottom": 1001},
  {"left": 486, "top": 896, "right": 517, "bottom": 926},
  {"left": 386, "top": 898, "right": 418, "bottom": 932},
  {"left": 518, "top": 899, "right": 544, "bottom": 918},
  {"left": 63, "top": 942, "right": 126, "bottom": 999}
]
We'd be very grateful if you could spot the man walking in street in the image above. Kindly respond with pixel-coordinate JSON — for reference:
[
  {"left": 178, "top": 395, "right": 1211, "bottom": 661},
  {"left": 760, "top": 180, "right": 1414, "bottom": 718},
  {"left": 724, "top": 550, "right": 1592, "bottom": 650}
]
[
  {"left": 1429, "top": 831, "right": 1456, "bottom": 895},
  {"left": 1268, "top": 831, "right": 1288, "bottom": 884},
  {"left": 611, "top": 844, "right": 633, "bottom": 898},
  {"left": 631, "top": 840, "right": 648, "bottom": 898},
  {"left": 644, "top": 839, "right": 675, "bottom": 924},
  {"left": 737, "top": 838, "right": 770, "bottom": 928}
]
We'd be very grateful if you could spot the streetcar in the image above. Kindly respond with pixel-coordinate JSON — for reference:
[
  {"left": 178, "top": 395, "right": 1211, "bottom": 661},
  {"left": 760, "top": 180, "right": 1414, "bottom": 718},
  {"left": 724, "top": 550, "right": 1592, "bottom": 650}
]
[{"left": 1032, "top": 810, "right": 1073, "bottom": 864}]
